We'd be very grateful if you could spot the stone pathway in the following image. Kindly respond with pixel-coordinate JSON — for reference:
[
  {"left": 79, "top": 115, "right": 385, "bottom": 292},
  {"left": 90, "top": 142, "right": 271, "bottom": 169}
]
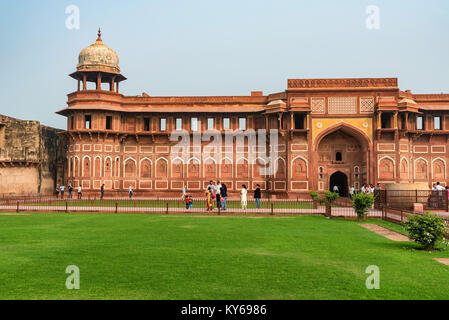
[{"left": 359, "top": 224, "right": 409, "bottom": 241}]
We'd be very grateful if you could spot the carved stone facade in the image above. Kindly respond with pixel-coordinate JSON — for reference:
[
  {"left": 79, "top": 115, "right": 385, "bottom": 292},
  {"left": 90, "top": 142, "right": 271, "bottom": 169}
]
[
  {"left": 0, "top": 115, "right": 66, "bottom": 195},
  {"left": 54, "top": 32, "right": 449, "bottom": 197}
]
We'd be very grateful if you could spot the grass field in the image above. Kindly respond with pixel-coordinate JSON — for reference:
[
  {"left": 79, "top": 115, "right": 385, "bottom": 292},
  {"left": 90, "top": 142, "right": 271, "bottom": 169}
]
[
  {"left": 21, "top": 199, "right": 316, "bottom": 209},
  {"left": 1, "top": 212, "right": 449, "bottom": 300}
]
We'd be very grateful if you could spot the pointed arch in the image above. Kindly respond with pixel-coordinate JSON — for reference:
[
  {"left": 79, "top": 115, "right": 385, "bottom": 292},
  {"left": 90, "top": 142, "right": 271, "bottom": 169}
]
[
  {"left": 187, "top": 157, "right": 200, "bottom": 178},
  {"left": 291, "top": 156, "right": 308, "bottom": 179},
  {"left": 104, "top": 156, "right": 113, "bottom": 178},
  {"left": 220, "top": 157, "right": 233, "bottom": 178},
  {"left": 203, "top": 157, "right": 217, "bottom": 178},
  {"left": 275, "top": 157, "right": 286, "bottom": 179},
  {"left": 155, "top": 157, "right": 168, "bottom": 178},
  {"left": 432, "top": 157, "right": 446, "bottom": 180},
  {"left": 236, "top": 157, "right": 249, "bottom": 179},
  {"left": 82, "top": 155, "right": 91, "bottom": 177},
  {"left": 171, "top": 157, "right": 184, "bottom": 178},
  {"left": 124, "top": 157, "right": 137, "bottom": 177},
  {"left": 378, "top": 156, "right": 395, "bottom": 180},
  {"left": 140, "top": 157, "right": 153, "bottom": 178},
  {"left": 414, "top": 157, "right": 429, "bottom": 180}
]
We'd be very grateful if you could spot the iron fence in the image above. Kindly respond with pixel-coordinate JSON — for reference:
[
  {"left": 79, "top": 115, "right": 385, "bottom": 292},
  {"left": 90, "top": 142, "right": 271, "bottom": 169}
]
[
  {"left": 375, "top": 190, "right": 449, "bottom": 211},
  {"left": 0, "top": 195, "right": 382, "bottom": 218}
]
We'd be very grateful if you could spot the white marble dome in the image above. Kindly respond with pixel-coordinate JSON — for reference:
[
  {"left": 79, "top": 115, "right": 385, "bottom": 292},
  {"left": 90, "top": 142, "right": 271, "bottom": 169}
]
[{"left": 76, "top": 29, "right": 120, "bottom": 74}]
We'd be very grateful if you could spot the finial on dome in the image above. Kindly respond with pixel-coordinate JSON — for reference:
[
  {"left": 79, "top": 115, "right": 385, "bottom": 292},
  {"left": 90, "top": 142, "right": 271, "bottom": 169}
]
[{"left": 97, "top": 28, "right": 102, "bottom": 41}]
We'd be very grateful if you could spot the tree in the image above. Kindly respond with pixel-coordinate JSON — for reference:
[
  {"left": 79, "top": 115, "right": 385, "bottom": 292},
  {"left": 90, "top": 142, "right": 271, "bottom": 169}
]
[
  {"left": 404, "top": 213, "right": 447, "bottom": 250},
  {"left": 352, "top": 192, "right": 374, "bottom": 221}
]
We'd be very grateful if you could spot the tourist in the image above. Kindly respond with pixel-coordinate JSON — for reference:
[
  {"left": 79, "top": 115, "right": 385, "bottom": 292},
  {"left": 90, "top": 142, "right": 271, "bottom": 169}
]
[
  {"left": 215, "top": 181, "right": 222, "bottom": 209},
  {"left": 182, "top": 185, "right": 187, "bottom": 199},
  {"left": 360, "top": 184, "right": 366, "bottom": 194},
  {"left": 68, "top": 184, "right": 73, "bottom": 199},
  {"left": 205, "top": 187, "right": 213, "bottom": 211},
  {"left": 436, "top": 182, "right": 446, "bottom": 191},
  {"left": 220, "top": 183, "right": 228, "bottom": 211},
  {"left": 333, "top": 185, "right": 339, "bottom": 194},
  {"left": 349, "top": 186, "right": 355, "bottom": 199},
  {"left": 100, "top": 184, "right": 105, "bottom": 200},
  {"left": 432, "top": 183, "right": 437, "bottom": 191},
  {"left": 56, "top": 184, "right": 60, "bottom": 199},
  {"left": 254, "top": 184, "right": 261, "bottom": 209},
  {"left": 240, "top": 184, "right": 248, "bottom": 210},
  {"left": 369, "top": 184, "right": 375, "bottom": 193},
  {"left": 129, "top": 186, "right": 133, "bottom": 199},
  {"left": 77, "top": 185, "right": 82, "bottom": 199},
  {"left": 60, "top": 184, "right": 65, "bottom": 198},
  {"left": 185, "top": 195, "right": 191, "bottom": 210}
]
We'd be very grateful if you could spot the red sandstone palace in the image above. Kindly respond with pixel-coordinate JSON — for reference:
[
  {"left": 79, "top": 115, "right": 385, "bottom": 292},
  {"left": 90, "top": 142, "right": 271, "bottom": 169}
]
[{"left": 57, "top": 30, "right": 449, "bottom": 197}]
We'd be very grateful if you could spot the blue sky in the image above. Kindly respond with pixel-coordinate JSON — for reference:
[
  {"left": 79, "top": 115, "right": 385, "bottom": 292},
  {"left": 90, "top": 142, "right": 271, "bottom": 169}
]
[{"left": 0, "top": 0, "right": 448, "bottom": 129}]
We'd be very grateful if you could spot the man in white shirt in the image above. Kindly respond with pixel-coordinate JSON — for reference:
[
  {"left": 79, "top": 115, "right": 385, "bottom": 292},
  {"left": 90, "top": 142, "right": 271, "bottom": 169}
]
[
  {"left": 333, "top": 185, "right": 339, "bottom": 194},
  {"left": 77, "top": 185, "right": 82, "bottom": 200},
  {"left": 349, "top": 186, "right": 355, "bottom": 199},
  {"left": 436, "top": 182, "right": 446, "bottom": 191},
  {"left": 361, "top": 185, "right": 366, "bottom": 194}
]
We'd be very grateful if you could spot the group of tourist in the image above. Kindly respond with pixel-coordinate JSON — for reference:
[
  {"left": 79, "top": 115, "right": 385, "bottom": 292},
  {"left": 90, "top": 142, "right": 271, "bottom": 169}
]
[
  {"left": 201, "top": 181, "right": 262, "bottom": 211},
  {"left": 56, "top": 184, "right": 82, "bottom": 199},
  {"left": 332, "top": 183, "right": 382, "bottom": 199}
]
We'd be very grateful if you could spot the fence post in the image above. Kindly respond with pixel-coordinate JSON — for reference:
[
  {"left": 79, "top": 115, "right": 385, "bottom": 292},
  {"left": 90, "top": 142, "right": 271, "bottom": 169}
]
[
  {"left": 401, "top": 210, "right": 404, "bottom": 223},
  {"left": 415, "top": 189, "right": 418, "bottom": 203},
  {"left": 218, "top": 206, "right": 221, "bottom": 216},
  {"left": 115, "top": 202, "right": 118, "bottom": 214},
  {"left": 16, "top": 201, "right": 19, "bottom": 213},
  {"left": 271, "top": 203, "right": 274, "bottom": 215},
  {"left": 65, "top": 201, "right": 68, "bottom": 213},
  {"left": 166, "top": 202, "right": 169, "bottom": 214}
]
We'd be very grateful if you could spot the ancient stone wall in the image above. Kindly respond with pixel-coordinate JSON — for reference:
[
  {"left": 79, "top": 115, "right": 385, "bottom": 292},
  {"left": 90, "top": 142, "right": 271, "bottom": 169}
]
[{"left": 0, "top": 115, "right": 66, "bottom": 196}]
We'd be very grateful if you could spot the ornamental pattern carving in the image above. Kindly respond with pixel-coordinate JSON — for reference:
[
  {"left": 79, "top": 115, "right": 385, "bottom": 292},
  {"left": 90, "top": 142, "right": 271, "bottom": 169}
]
[
  {"left": 311, "top": 98, "right": 325, "bottom": 114},
  {"left": 328, "top": 97, "right": 357, "bottom": 114},
  {"left": 360, "top": 97, "right": 375, "bottom": 113},
  {"left": 288, "top": 78, "right": 397, "bottom": 89}
]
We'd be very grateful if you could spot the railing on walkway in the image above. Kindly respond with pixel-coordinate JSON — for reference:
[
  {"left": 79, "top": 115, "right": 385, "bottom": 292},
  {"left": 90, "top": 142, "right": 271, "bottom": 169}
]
[
  {"left": 375, "top": 190, "right": 449, "bottom": 211},
  {"left": 0, "top": 195, "right": 383, "bottom": 218}
]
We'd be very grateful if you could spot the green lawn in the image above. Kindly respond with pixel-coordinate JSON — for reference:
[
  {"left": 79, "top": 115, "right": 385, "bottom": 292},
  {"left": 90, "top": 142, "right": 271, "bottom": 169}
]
[
  {"left": 1, "top": 213, "right": 449, "bottom": 300},
  {"left": 22, "top": 199, "right": 315, "bottom": 209}
]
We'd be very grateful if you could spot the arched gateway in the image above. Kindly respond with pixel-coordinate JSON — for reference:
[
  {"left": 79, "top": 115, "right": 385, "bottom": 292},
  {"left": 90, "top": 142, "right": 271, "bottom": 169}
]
[{"left": 313, "top": 123, "right": 372, "bottom": 194}]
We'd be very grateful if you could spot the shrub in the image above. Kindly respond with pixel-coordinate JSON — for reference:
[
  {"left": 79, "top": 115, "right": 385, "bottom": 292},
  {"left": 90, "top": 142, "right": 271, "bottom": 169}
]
[
  {"left": 309, "top": 191, "right": 319, "bottom": 200},
  {"left": 352, "top": 192, "right": 374, "bottom": 221},
  {"left": 324, "top": 191, "right": 339, "bottom": 204},
  {"left": 404, "top": 213, "right": 447, "bottom": 250}
]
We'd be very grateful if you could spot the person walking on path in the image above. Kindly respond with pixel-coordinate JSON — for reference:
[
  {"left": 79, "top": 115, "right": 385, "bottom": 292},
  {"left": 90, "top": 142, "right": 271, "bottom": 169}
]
[
  {"left": 220, "top": 183, "right": 228, "bottom": 211},
  {"left": 100, "top": 184, "right": 105, "bottom": 200},
  {"left": 77, "top": 185, "right": 82, "bottom": 200},
  {"left": 349, "top": 186, "right": 355, "bottom": 199},
  {"left": 129, "top": 186, "right": 133, "bottom": 199},
  {"left": 254, "top": 184, "right": 261, "bottom": 209},
  {"left": 240, "top": 184, "right": 248, "bottom": 210},
  {"left": 56, "top": 184, "right": 60, "bottom": 199},
  {"left": 205, "top": 187, "right": 213, "bottom": 211}
]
